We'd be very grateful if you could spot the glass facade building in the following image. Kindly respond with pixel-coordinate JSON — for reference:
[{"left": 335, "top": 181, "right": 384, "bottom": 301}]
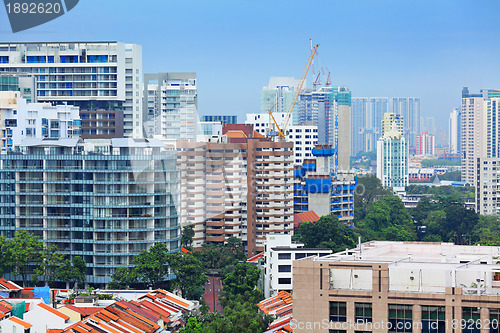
[{"left": 0, "top": 138, "right": 179, "bottom": 285}]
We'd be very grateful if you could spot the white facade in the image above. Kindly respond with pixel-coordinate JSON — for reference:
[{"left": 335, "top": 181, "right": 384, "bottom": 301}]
[
  {"left": 461, "top": 94, "right": 484, "bottom": 184},
  {"left": 476, "top": 157, "right": 500, "bottom": 215},
  {"left": 377, "top": 118, "right": 409, "bottom": 188},
  {"left": 0, "top": 94, "right": 80, "bottom": 151},
  {"left": 0, "top": 42, "right": 143, "bottom": 138},
  {"left": 264, "top": 234, "right": 331, "bottom": 298},
  {"left": 0, "top": 317, "right": 32, "bottom": 332},
  {"left": 245, "top": 112, "right": 318, "bottom": 164},
  {"left": 449, "top": 107, "right": 461, "bottom": 154},
  {"left": 144, "top": 73, "right": 197, "bottom": 142},
  {"left": 23, "top": 302, "right": 71, "bottom": 333},
  {"left": 377, "top": 136, "right": 409, "bottom": 187}
]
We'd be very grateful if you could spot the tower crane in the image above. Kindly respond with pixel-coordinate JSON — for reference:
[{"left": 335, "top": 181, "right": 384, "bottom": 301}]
[{"left": 267, "top": 43, "right": 319, "bottom": 141}]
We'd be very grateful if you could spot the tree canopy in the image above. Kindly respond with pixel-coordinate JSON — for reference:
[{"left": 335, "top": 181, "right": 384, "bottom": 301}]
[{"left": 293, "top": 215, "right": 358, "bottom": 252}]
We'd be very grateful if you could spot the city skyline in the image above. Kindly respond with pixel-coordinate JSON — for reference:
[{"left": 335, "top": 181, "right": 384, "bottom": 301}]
[{"left": 0, "top": 0, "right": 499, "bottom": 131}]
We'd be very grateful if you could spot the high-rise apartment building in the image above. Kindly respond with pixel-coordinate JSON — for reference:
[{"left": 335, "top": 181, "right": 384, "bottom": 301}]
[
  {"left": 461, "top": 88, "right": 485, "bottom": 184},
  {"left": 293, "top": 241, "right": 500, "bottom": 333},
  {"left": 390, "top": 97, "right": 420, "bottom": 150},
  {"left": 415, "top": 131, "right": 435, "bottom": 155},
  {"left": 381, "top": 112, "right": 404, "bottom": 137},
  {"left": 476, "top": 157, "right": 500, "bottom": 215},
  {"left": 143, "top": 73, "right": 197, "bottom": 142},
  {"left": 350, "top": 97, "right": 390, "bottom": 155},
  {"left": 350, "top": 97, "right": 368, "bottom": 157},
  {"left": 261, "top": 77, "right": 300, "bottom": 125},
  {"left": 377, "top": 116, "right": 408, "bottom": 187},
  {"left": 245, "top": 112, "right": 319, "bottom": 165},
  {"left": 449, "top": 107, "right": 461, "bottom": 154},
  {"left": 460, "top": 87, "right": 500, "bottom": 185},
  {"left": 0, "top": 42, "right": 143, "bottom": 138},
  {"left": 298, "top": 86, "right": 351, "bottom": 171},
  {"left": 0, "top": 138, "right": 180, "bottom": 285},
  {"left": 177, "top": 124, "right": 294, "bottom": 255},
  {"left": 0, "top": 92, "right": 81, "bottom": 151},
  {"left": 201, "top": 115, "right": 237, "bottom": 124}
]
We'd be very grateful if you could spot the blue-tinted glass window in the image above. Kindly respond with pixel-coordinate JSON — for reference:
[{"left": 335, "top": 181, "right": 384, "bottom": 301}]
[{"left": 89, "top": 55, "right": 108, "bottom": 63}]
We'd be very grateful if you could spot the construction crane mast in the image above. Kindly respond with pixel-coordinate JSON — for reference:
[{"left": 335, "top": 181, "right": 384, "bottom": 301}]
[{"left": 267, "top": 43, "right": 319, "bottom": 141}]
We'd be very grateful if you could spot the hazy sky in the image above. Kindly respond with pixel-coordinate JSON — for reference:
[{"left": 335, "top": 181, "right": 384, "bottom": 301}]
[{"left": 1, "top": 0, "right": 499, "bottom": 130}]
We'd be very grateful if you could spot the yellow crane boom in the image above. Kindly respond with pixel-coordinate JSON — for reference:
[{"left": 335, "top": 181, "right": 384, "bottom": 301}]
[{"left": 279, "top": 43, "right": 319, "bottom": 140}]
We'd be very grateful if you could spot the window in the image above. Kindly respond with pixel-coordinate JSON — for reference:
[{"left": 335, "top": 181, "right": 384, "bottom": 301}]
[
  {"left": 462, "top": 307, "right": 480, "bottom": 333},
  {"left": 278, "top": 265, "right": 291, "bottom": 273},
  {"left": 388, "top": 304, "right": 412, "bottom": 332},
  {"left": 329, "top": 302, "right": 347, "bottom": 322},
  {"left": 278, "top": 253, "right": 291, "bottom": 260},
  {"left": 421, "top": 306, "right": 445, "bottom": 333},
  {"left": 355, "top": 303, "right": 372, "bottom": 323},
  {"left": 278, "top": 278, "right": 291, "bottom": 285}
]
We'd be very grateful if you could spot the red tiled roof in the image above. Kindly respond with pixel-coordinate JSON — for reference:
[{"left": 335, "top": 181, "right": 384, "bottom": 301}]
[
  {"left": 247, "top": 252, "right": 264, "bottom": 263},
  {"left": 64, "top": 305, "right": 103, "bottom": 316},
  {"left": 258, "top": 291, "right": 293, "bottom": 317},
  {"left": 9, "top": 316, "right": 32, "bottom": 329},
  {"left": 0, "top": 278, "right": 22, "bottom": 291},
  {"left": 293, "top": 210, "right": 320, "bottom": 228},
  {"left": 38, "top": 302, "right": 70, "bottom": 321},
  {"left": 61, "top": 289, "right": 195, "bottom": 333}
]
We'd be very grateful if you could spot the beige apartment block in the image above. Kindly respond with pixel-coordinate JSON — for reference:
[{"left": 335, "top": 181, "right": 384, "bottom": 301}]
[
  {"left": 293, "top": 241, "right": 500, "bottom": 333},
  {"left": 461, "top": 96, "right": 484, "bottom": 185},
  {"left": 177, "top": 124, "right": 294, "bottom": 255}
]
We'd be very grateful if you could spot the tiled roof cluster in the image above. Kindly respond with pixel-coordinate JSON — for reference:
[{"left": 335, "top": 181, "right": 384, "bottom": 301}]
[
  {"left": 61, "top": 289, "right": 196, "bottom": 333},
  {"left": 258, "top": 291, "right": 294, "bottom": 333}
]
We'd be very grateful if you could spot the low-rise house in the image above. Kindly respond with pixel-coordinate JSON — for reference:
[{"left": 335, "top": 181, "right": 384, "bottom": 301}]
[
  {"left": 61, "top": 289, "right": 198, "bottom": 332},
  {"left": 23, "top": 302, "right": 71, "bottom": 333},
  {"left": 0, "top": 279, "right": 23, "bottom": 299},
  {"left": 258, "top": 291, "right": 294, "bottom": 333},
  {"left": 0, "top": 316, "right": 32, "bottom": 333},
  {"left": 58, "top": 305, "right": 103, "bottom": 322}
]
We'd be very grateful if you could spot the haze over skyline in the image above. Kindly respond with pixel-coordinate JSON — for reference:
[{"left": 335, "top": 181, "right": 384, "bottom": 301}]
[{"left": 1, "top": 0, "right": 499, "bottom": 130}]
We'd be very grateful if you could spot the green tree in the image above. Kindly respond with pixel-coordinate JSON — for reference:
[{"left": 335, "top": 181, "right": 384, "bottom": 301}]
[
  {"left": 475, "top": 215, "right": 500, "bottom": 246},
  {"left": 56, "top": 256, "right": 87, "bottom": 289},
  {"left": 181, "top": 224, "right": 195, "bottom": 249},
  {"left": 0, "top": 235, "right": 8, "bottom": 278},
  {"left": 33, "top": 244, "right": 66, "bottom": 286},
  {"left": 422, "top": 210, "right": 446, "bottom": 240},
  {"left": 72, "top": 256, "right": 87, "bottom": 287},
  {"left": 4, "top": 230, "right": 43, "bottom": 286},
  {"left": 167, "top": 252, "right": 207, "bottom": 300},
  {"left": 109, "top": 267, "right": 136, "bottom": 290},
  {"left": 222, "top": 262, "right": 261, "bottom": 300},
  {"left": 443, "top": 205, "right": 479, "bottom": 244},
  {"left": 181, "top": 317, "right": 205, "bottom": 333},
  {"left": 293, "top": 215, "right": 358, "bottom": 252},
  {"left": 354, "top": 175, "right": 392, "bottom": 221},
  {"left": 356, "top": 195, "right": 416, "bottom": 241},
  {"left": 132, "top": 243, "right": 169, "bottom": 288}
]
